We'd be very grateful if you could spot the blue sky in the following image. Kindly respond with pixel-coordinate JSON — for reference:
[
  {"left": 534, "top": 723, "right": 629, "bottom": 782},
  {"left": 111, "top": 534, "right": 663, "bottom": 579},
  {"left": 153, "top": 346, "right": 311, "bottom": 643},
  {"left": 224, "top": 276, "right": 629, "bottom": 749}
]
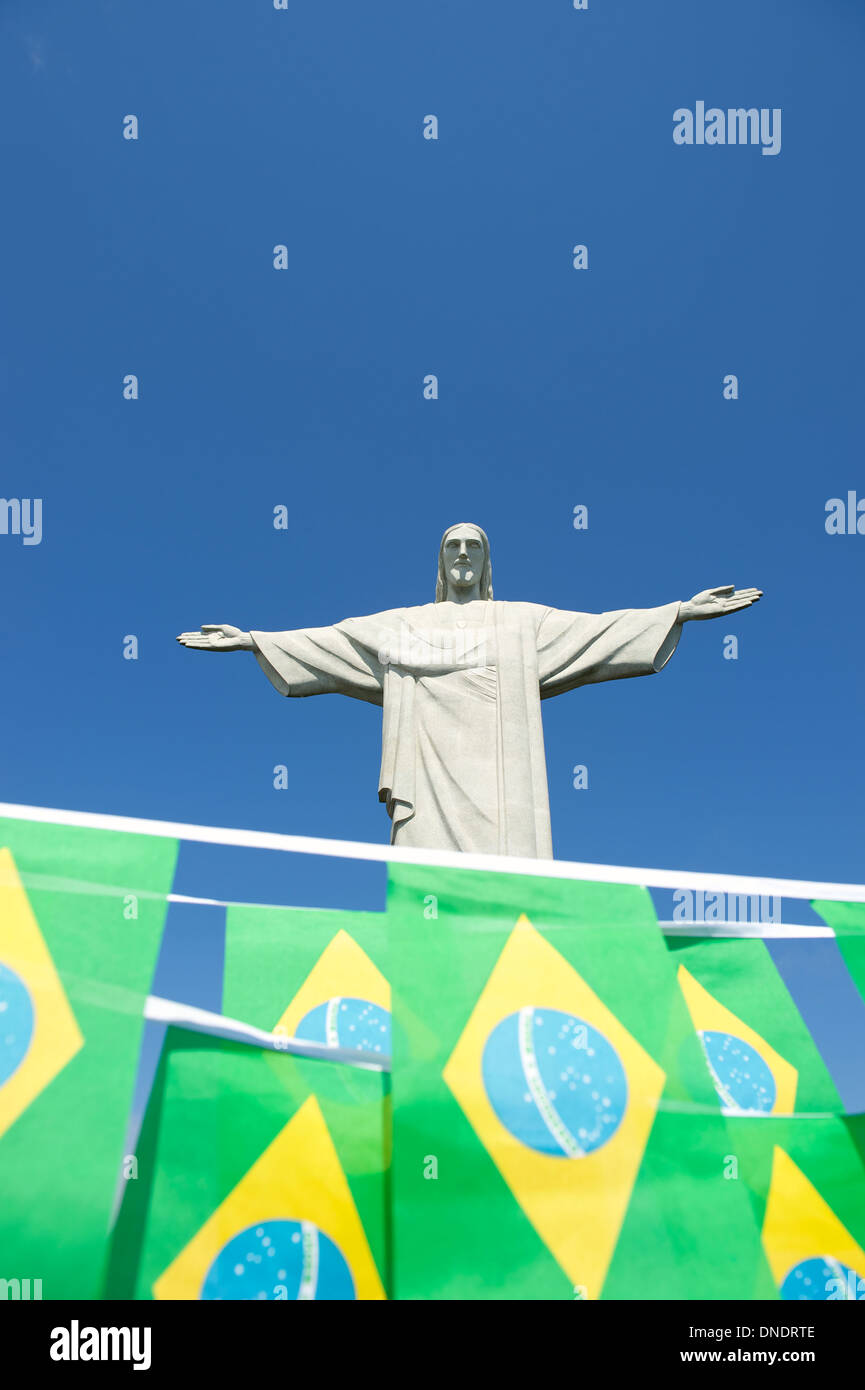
[{"left": 2, "top": 2, "right": 864, "bottom": 1101}]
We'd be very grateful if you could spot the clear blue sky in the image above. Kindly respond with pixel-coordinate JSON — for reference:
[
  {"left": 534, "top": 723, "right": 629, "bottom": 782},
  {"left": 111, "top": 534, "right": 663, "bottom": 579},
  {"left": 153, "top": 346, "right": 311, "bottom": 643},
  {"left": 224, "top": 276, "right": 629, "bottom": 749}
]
[{"left": 2, "top": 2, "right": 864, "bottom": 1105}]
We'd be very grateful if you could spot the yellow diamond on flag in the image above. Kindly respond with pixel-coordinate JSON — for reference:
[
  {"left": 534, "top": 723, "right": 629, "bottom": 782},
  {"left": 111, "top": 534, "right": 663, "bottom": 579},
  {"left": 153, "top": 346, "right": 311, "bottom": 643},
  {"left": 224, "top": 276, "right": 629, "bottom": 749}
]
[
  {"left": 153, "top": 1095, "right": 386, "bottom": 1300},
  {"left": 443, "top": 914, "right": 665, "bottom": 1300},
  {"left": 677, "top": 964, "right": 797, "bottom": 1115},
  {"left": 0, "top": 846, "right": 84, "bottom": 1140},
  {"left": 762, "top": 1147, "right": 865, "bottom": 1301},
  {"left": 273, "top": 929, "right": 390, "bottom": 1058}
]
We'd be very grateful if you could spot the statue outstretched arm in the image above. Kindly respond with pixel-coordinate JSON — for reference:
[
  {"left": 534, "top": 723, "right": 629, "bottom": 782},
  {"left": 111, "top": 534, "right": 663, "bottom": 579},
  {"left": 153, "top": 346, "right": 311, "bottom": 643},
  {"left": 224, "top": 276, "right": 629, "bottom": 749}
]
[
  {"left": 536, "top": 585, "right": 760, "bottom": 698},
  {"left": 177, "top": 619, "right": 386, "bottom": 704},
  {"left": 178, "top": 617, "right": 385, "bottom": 705}
]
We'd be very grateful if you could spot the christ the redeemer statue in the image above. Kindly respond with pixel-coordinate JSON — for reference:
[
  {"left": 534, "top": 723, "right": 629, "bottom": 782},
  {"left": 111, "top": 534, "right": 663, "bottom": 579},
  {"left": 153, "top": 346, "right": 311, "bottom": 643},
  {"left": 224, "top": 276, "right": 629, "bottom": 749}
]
[{"left": 177, "top": 523, "right": 761, "bottom": 859}]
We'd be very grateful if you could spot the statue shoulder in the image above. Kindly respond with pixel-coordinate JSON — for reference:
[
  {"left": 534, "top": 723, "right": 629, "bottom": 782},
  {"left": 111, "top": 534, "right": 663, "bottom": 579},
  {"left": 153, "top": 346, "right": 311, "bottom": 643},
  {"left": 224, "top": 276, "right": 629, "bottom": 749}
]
[
  {"left": 335, "top": 607, "right": 421, "bottom": 647},
  {"left": 491, "top": 600, "right": 551, "bottom": 622},
  {"left": 337, "top": 606, "right": 410, "bottom": 626},
  {"left": 402, "top": 603, "right": 438, "bottom": 620}
]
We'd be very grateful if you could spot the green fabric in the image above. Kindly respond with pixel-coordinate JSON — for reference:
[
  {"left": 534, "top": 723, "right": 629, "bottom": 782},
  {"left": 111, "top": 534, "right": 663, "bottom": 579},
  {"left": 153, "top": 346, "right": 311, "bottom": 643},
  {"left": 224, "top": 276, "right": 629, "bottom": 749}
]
[
  {"left": 605, "top": 1109, "right": 776, "bottom": 1299},
  {"left": 812, "top": 899, "right": 865, "bottom": 1007},
  {"left": 664, "top": 935, "right": 844, "bottom": 1113},
  {"left": 3, "top": 809, "right": 860, "bottom": 1303},
  {"left": 722, "top": 1112, "right": 865, "bottom": 1298},
  {"left": 105, "top": 1030, "right": 389, "bottom": 1300},
  {"left": 107, "top": 900, "right": 392, "bottom": 1298},
  {"left": 612, "top": 935, "right": 846, "bottom": 1299},
  {"left": 222, "top": 900, "right": 390, "bottom": 1275},
  {"left": 725, "top": 1112, "right": 865, "bottom": 1227},
  {"left": 222, "top": 901, "right": 386, "bottom": 1028},
  {"left": 0, "top": 817, "right": 176, "bottom": 1299},
  {"left": 386, "top": 863, "right": 768, "bottom": 1300}
]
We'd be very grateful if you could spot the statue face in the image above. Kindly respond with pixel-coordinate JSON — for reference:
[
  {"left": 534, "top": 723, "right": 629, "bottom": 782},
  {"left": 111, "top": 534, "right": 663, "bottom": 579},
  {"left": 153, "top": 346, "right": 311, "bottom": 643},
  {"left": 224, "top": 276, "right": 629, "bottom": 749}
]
[{"left": 442, "top": 525, "right": 485, "bottom": 596}]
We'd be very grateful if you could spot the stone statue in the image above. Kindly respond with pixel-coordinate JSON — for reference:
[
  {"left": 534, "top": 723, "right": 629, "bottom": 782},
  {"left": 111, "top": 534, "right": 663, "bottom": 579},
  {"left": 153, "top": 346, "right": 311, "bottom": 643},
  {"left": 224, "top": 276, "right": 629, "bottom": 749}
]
[{"left": 177, "top": 523, "right": 761, "bottom": 858}]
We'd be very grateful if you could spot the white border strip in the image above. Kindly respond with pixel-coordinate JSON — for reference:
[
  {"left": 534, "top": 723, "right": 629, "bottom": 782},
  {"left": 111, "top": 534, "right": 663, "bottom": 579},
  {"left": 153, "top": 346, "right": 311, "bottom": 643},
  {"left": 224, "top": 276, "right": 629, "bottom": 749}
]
[
  {"left": 6, "top": 878, "right": 839, "bottom": 937},
  {"left": 1, "top": 801, "right": 863, "bottom": 904},
  {"left": 656, "top": 1099, "right": 851, "bottom": 1119},
  {"left": 144, "top": 995, "right": 390, "bottom": 1072},
  {"left": 657, "top": 922, "right": 835, "bottom": 940}
]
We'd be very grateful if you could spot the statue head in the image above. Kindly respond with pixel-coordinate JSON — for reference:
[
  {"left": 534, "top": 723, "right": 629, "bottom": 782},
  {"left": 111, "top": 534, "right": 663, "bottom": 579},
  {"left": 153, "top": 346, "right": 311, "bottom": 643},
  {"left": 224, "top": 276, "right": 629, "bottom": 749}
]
[{"left": 435, "top": 522, "right": 494, "bottom": 602}]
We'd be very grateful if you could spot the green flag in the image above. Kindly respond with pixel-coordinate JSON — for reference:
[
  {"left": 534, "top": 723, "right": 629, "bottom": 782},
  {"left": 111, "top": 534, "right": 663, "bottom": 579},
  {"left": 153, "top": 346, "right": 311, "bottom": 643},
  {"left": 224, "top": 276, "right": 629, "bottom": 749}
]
[
  {"left": 618, "top": 931, "right": 848, "bottom": 1302},
  {"left": 108, "top": 897, "right": 392, "bottom": 1300},
  {"left": 722, "top": 1112, "right": 865, "bottom": 1300},
  {"left": 664, "top": 934, "right": 843, "bottom": 1116},
  {"left": 812, "top": 899, "right": 865, "bottom": 1008},
  {"left": 6, "top": 803, "right": 858, "bottom": 1303},
  {"left": 670, "top": 925, "right": 865, "bottom": 1301},
  {"left": 0, "top": 815, "right": 176, "bottom": 1299},
  {"left": 223, "top": 898, "right": 391, "bottom": 1285},
  {"left": 387, "top": 862, "right": 768, "bottom": 1300},
  {"left": 108, "top": 1029, "right": 389, "bottom": 1300}
]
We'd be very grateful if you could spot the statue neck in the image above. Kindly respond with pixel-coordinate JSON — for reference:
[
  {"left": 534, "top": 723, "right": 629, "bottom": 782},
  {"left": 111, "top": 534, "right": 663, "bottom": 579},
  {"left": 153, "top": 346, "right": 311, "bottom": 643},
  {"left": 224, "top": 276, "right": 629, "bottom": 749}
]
[{"left": 445, "top": 588, "right": 483, "bottom": 606}]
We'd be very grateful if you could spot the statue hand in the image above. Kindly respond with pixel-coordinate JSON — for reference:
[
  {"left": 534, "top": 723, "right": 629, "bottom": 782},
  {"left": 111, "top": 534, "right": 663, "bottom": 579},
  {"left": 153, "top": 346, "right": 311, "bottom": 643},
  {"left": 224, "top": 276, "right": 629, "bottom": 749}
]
[
  {"left": 176, "top": 624, "right": 254, "bottom": 651},
  {"left": 678, "top": 586, "right": 763, "bottom": 622}
]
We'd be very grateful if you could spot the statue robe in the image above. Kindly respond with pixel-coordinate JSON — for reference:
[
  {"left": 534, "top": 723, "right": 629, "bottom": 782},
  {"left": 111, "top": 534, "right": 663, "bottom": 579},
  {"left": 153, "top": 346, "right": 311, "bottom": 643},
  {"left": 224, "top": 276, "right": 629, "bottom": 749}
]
[{"left": 250, "top": 599, "right": 682, "bottom": 859}]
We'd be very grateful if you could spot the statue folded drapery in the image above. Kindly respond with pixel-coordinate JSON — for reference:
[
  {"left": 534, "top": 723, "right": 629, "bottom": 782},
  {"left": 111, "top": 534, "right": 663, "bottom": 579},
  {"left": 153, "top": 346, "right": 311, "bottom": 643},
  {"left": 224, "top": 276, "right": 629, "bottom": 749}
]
[{"left": 249, "top": 598, "right": 682, "bottom": 858}]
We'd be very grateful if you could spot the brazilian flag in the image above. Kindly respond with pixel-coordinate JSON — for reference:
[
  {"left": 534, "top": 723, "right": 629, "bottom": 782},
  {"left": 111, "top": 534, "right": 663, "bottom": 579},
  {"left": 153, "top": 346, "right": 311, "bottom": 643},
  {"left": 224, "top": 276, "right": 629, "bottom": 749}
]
[
  {"left": 108, "top": 899, "right": 391, "bottom": 1300},
  {"left": 223, "top": 898, "right": 391, "bottom": 1286},
  {"left": 723, "top": 1113, "right": 865, "bottom": 1301},
  {"left": 107, "top": 1030, "right": 388, "bottom": 1300},
  {"left": 664, "top": 934, "right": 843, "bottom": 1116},
  {"left": 387, "top": 863, "right": 769, "bottom": 1300},
  {"left": 222, "top": 900, "right": 390, "bottom": 1060},
  {"left": 655, "top": 932, "right": 850, "bottom": 1301},
  {"left": 5, "top": 803, "right": 860, "bottom": 1303},
  {"left": 0, "top": 816, "right": 176, "bottom": 1298},
  {"left": 663, "top": 928, "right": 865, "bottom": 1305}
]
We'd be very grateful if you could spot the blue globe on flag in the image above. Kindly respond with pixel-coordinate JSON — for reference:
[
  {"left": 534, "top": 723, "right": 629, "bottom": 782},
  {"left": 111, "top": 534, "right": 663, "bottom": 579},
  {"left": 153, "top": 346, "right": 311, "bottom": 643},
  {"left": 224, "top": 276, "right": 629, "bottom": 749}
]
[
  {"left": 481, "top": 1007, "right": 628, "bottom": 1157},
  {"left": 0, "top": 962, "right": 35, "bottom": 1087},
  {"left": 781, "top": 1256, "right": 865, "bottom": 1301},
  {"left": 698, "top": 1029, "right": 776, "bottom": 1113},
  {"left": 295, "top": 997, "right": 391, "bottom": 1054},
  {"left": 201, "top": 1220, "right": 356, "bottom": 1300}
]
